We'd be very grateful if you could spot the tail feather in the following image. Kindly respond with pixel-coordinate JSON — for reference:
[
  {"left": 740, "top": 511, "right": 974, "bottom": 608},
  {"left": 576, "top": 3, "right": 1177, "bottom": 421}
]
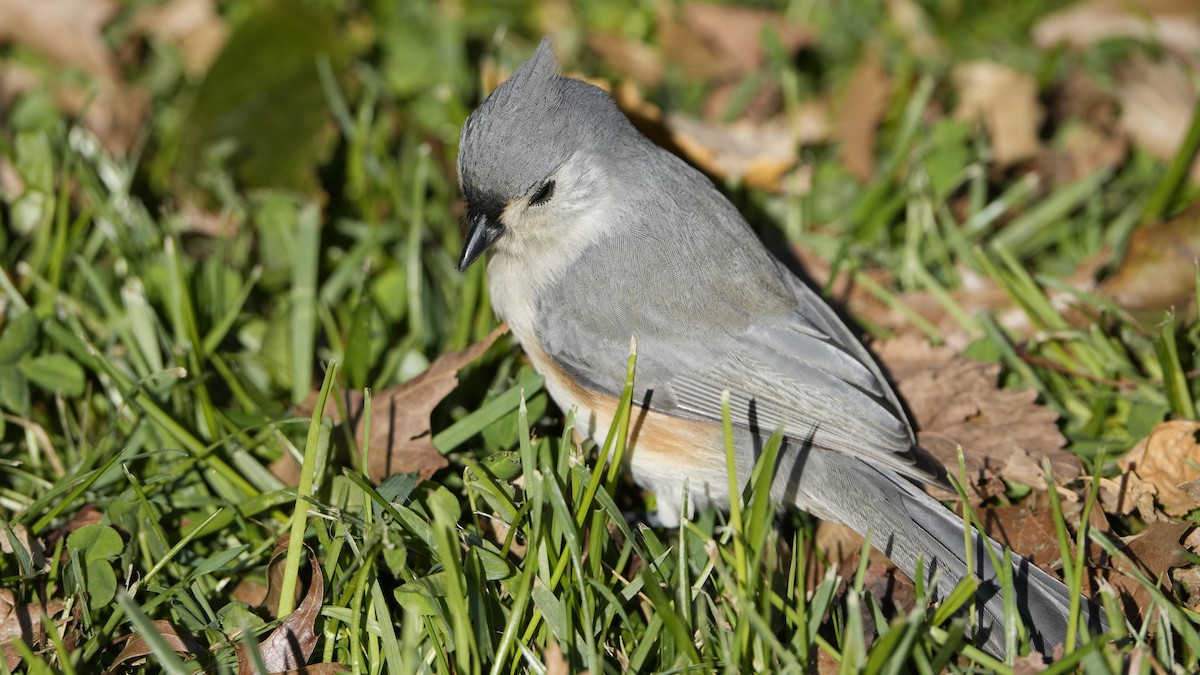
[{"left": 803, "top": 450, "right": 1109, "bottom": 658}]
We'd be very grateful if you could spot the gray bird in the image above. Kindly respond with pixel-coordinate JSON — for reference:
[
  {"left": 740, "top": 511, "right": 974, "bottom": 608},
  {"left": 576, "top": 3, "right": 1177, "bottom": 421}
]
[{"left": 456, "top": 36, "right": 1109, "bottom": 659}]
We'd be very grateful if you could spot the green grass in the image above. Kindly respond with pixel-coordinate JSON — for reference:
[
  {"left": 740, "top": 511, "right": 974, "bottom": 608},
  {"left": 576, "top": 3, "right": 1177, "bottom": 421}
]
[{"left": 1, "top": 0, "right": 1199, "bottom": 672}]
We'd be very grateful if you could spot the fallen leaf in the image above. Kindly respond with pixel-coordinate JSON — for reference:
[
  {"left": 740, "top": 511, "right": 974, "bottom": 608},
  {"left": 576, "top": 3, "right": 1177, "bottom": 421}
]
[
  {"left": 1101, "top": 203, "right": 1200, "bottom": 317},
  {"left": 875, "top": 336, "right": 1081, "bottom": 498},
  {"left": 0, "top": 591, "right": 66, "bottom": 670},
  {"left": 1110, "top": 521, "right": 1192, "bottom": 616},
  {"left": 236, "top": 545, "right": 324, "bottom": 674},
  {"left": 953, "top": 62, "right": 1044, "bottom": 167},
  {"left": 130, "top": 0, "right": 230, "bottom": 75},
  {"left": 674, "top": 3, "right": 815, "bottom": 76},
  {"left": 981, "top": 505, "right": 1064, "bottom": 572},
  {"left": 1119, "top": 421, "right": 1200, "bottom": 517},
  {"left": 586, "top": 33, "right": 664, "bottom": 87},
  {"left": 0, "top": 0, "right": 119, "bottom": 81},
  {"left": 1010, "top": 651, "right": 1050, "bottom": 675},
  {"left": 110, "top": 619, "right": 205, "bottom": 669},
  {"left": 1116, "top": 57, "right": 1200, "bottom": 183},
  {"left": 304, "top": 325, "right": 507, "bottom": 482},
  {"left": 260, "top": 541, "right": 298, "bottom": 620},
  {"left": 0, "top": 62, "right": 147, "bottom": 154},
  {"left": 834, "top": 49, "right": 891, "bottom": 181},
  {"left": 544, "top": 641, "right": 572, "bottom": 675},
  {"left": 886, "top": 0, "right": 943, "bottom": 59},
  {"left": 657, "top": 3, "right": 816, "bottom": 123},
  {"left": 666, "top": 115, "right": 798, "bottom": 191},
  {"left": 1032, "top": 0, "right": 1200, "bottom": 68}
]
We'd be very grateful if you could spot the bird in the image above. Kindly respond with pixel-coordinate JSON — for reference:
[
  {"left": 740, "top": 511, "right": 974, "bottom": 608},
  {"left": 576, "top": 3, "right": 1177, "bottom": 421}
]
[{"left": 455, "top": 36, "right": 1109, "bottom": 659}]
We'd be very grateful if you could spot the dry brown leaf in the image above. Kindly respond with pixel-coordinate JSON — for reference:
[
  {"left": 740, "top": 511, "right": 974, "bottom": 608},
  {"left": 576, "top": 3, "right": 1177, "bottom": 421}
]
[
  {"left": 0, "top": 63, "right": 147, "bottom": 154},
  {"left": 260, "top": 542, "right": 296, "bottom": 620},
  {"left": 666, "top": 115, "right": 798, "bottom": 192},
  {"left": 834, "top": 49, "right": 891, "bottom": 181},
  {"left": 586, "top": 33, "right": 664, "bottom": 87},
  {"left": 876, "top": 335, "right": 1081, "bottom": 498},
  {"left": 0, "top": 0, "right": 119, "bottom": 81},
  {"left": 236, "top": 545, "right": 324, "bottom": 674},
  {"left": 675, "top": 3, "right": 815, "bottom": 76},
  {"left": 954, "top": 62, "right": 1044, "bottom": 167},
  {"left": 658, "top": 3, "right": 816, "bottom": 81},
  {"left": 130, "top": 0, "right": 230, "bottom": 75},
  {"left": 1032, "top": 0, "right": 1200, "bottom": 67},
  {"left": 1101, "top": 203, "right": 1200, "bottom": 316},
  {"left": 981, "top": 505, "right": 1063, "bottom": 572},
  {"left": 110, "top": 619, "right": 205, "bottom": 669},
  {"left": 656, "top": 3, "right": 815, "bottom": 123},
  {"left": 1119, "top": 421, "right": 1200, "bottom": 517},
  {"left": 0, "top": 0, "right": 152, "bottom": 153},
  {"left": 1117, "top": 57, "right": 1200, "bottom": 183},
  {"left": 1110, "top": 521, "right": 1192, "bottom": 615},
  {"left": 0, "top": 591, "right": 66, "bottom": 670},
  {"left": 303, "top": 325, "right": 507, "bottom": 483},
  {"left": 887, "top": 0, "right": 943, "bottom": 58},
  {"left": 264, "top": 666, "right": 350, "bottom": 675},
  {"left": 231, "top": 578, "right": 269, "bottom": 608},
  {"left": 544, "top": 641, "right": 573, "bottom": 675}
]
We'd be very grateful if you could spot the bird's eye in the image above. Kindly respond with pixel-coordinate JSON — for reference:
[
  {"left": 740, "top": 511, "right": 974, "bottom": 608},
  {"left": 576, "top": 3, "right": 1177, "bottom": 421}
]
[{"left": 529, "top": 180, "right": 555, "bottom": 206}]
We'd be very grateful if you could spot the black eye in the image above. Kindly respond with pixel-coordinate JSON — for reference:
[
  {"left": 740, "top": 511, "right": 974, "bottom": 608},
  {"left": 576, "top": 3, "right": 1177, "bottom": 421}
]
[{"left": 529, "top": 180, "right": 555, "bottom": 206}]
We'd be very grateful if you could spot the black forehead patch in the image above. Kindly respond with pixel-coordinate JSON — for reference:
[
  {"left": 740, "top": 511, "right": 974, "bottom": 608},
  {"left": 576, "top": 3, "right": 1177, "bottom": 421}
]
[{"left": 464, "top": 184, "right": 507, "bottom": 224}]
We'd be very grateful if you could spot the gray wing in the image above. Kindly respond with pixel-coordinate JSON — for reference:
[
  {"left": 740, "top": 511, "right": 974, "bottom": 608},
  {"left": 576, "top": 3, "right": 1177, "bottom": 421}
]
[{"left": 538, "top": 251, "right": 945, "bottom": 486}]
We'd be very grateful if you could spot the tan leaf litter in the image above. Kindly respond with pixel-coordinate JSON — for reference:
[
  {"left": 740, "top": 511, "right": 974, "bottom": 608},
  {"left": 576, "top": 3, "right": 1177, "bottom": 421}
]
[
  {"left": 1032, "top": 0, "right": 1200, "bottom": 68},
  {"left": 1101, "top": 203, "right": 1200, "bottom": 316},
  {"left": 0, "top": 590, "right": 66, "bottom": 670},
  {"left": 305, "top": 325, "right": 506, "bottom": 483},
  {"left": 658, "top": 2, "right": 815, "bottom": 80},
  {"left": 834, "top": 49, "right": 891, "bottom": 181},
  {"left": 876, "top": 335, "right": 1081, "bottom": 499},
  {"left": 0, "top": 0, "right": 119, "bottom": 81},
  {"left": 586, "top": 33, "right": 664, "bottom": 87},
  {"left": 953, "top": 62, "right": 1044, "bottom": 167},
  {"left": 666, "top": 116, "right": 799, "bottom": 192},
  {"left": 981, "top": 504, "right": 1065, "bottom": 572},
  {"left": 1119, "top": 421, "right": 1200, "bottom": 517},
  {"left": 1110, "top": 520, "right": 1192, "bottom": 616},
  {"left": 1116, "top": 57, "right": 1200, "bottom": 184},
  {"left": 130, "top": 0, "right": 230, "bottom": 75}
]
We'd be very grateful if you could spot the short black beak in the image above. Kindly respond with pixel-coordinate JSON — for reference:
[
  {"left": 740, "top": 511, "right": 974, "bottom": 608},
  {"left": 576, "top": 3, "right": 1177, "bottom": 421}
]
[{"left": 458, "top": 211, "right": 505, "bottom": 271}]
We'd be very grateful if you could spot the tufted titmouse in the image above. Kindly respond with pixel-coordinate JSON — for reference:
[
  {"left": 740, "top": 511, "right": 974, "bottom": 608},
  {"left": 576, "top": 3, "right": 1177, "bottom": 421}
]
[{"left": 455, "top": 37, "right": 1107, "bottom": 658}]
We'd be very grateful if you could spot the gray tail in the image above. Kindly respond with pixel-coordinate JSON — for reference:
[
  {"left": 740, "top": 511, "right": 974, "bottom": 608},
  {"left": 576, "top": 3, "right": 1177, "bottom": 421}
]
[{"left": 821, "top": 457, "right": 1109, "bottom": 658}]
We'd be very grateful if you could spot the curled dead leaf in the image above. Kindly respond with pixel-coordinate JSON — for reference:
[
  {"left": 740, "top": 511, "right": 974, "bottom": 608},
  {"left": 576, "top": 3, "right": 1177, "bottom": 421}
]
[
  {"left": 1119, "top": 421, "right": 1200, "bottom": 517},
  {"left": 236, "top": 545, "right": 324, "bottom": 674},
  {"left": 110, "top": 619, "right": 205, "bottom": 670}
]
